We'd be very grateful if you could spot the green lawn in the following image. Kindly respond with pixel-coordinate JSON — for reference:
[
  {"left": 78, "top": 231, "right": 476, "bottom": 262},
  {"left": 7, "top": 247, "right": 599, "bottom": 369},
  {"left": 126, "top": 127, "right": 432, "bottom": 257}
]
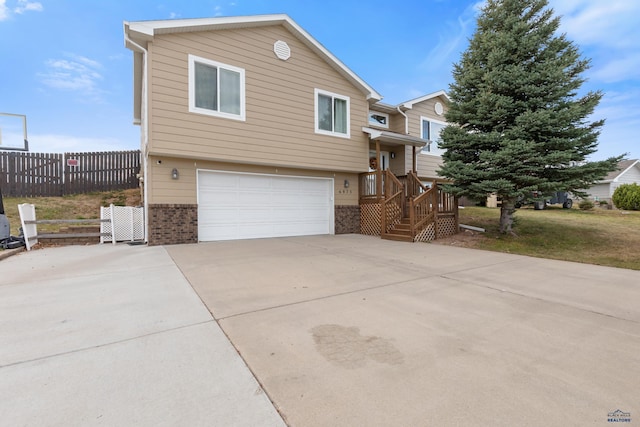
[{"left": 458, "top": 205, "right": 640, "bottom": 270}]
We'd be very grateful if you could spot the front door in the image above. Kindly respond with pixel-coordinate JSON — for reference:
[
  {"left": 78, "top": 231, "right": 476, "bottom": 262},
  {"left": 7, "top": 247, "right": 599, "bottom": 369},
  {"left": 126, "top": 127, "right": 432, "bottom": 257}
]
[{"left": 369, "top": 150, "right": 390, "bottom": 172}]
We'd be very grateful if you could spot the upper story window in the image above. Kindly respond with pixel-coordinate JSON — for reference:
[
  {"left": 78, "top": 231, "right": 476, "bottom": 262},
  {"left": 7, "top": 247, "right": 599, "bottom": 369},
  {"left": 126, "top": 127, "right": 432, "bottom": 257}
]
[
  {"left": 368, "top": 111, "right": 389, "bottom": 129},
  {"left": 315, "top": 88, "right": 350, "bottom": 138},
  {"left": 188, "top": 54, "right": 245, "bottom": 121},
  {"left": 421, "top": 117, "right": 446, "bottom": 156}
]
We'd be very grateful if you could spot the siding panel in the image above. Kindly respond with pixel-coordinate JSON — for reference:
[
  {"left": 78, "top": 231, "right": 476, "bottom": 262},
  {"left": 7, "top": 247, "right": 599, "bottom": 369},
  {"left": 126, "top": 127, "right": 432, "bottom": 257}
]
[
  {"left": 405, "top": 95, "right": 448, "bottom": 178},
  {"left": 147, "top": 25, "right": 369, "bottom": 173},
  {"left": 147, "top": 155, "right": 359, "bottom": 205}
]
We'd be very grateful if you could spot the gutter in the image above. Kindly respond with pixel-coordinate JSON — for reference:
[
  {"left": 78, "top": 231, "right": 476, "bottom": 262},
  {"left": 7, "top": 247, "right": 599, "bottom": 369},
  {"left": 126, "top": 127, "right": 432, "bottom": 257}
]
[{"left": 124, "top": 24, "right": 150, "bottom": 243}]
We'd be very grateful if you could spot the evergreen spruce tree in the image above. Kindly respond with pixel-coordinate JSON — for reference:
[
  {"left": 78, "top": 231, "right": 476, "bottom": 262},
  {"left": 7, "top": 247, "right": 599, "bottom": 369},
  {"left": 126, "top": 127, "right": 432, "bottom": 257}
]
[{"left": 438, "top": 0, "right": 623, "bottom": 233}]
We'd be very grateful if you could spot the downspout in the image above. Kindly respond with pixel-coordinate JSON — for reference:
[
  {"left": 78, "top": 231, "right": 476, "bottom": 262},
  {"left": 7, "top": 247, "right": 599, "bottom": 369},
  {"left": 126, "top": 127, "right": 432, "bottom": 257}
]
[
  {"left": 397, "top": 106, "right": 409, "bottom": 134},
  {"left": 397, "top": 105, "right": 413, "bottom": 173},
  {"left": 124, "top": 29, "right": 150, "bottom": 243}
]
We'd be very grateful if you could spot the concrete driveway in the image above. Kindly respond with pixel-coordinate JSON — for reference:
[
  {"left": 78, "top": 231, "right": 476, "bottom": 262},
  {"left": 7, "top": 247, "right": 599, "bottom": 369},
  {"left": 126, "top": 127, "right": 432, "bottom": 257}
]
[
  {"left": 1, "top": 236, "right": 638, "bottom": 426},
  {"left": 0, "top": 244, "right": 285, "bottom": 426},
  {"left": 166, "top": 235, "right": 640, "bottom": 427}
]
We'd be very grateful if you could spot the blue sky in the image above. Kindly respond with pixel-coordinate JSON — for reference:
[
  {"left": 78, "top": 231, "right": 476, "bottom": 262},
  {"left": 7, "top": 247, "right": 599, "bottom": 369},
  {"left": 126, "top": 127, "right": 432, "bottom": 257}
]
[{"left": 0, "top": 0, "right": 638, "bottom": 161}]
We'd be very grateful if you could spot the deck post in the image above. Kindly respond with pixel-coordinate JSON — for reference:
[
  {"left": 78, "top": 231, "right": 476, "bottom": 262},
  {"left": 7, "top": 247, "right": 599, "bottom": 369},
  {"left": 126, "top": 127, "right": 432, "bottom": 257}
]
[
  {"left": 412, "top": 146, "right": 417, "bottom": 173},
  {"left": 375, "top": 140, "right": 382, "bottom": 202},
  {"left": 433, "top": 181, "right": 440, "bottom": 239}
]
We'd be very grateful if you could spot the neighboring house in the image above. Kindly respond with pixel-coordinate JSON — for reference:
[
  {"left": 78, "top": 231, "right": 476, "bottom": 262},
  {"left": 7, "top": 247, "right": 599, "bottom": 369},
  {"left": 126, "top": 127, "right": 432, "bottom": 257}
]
[
  {"left": 586, "top": 159, "right": 640, "bottom": 202},
  {"left": 124, "top": 14, "right": 457, "bottom": 245}
]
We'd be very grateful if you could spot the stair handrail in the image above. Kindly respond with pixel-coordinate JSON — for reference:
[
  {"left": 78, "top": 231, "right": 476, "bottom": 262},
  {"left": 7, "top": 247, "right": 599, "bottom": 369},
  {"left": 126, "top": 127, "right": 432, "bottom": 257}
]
[
  {"left": 409, "top": 183, "right": 437, "bottom": 238},
  {"left": 406, "top": 171, "right": 428, "bottom": 199},
  {"left": 381, "top": 170, "right": 404, "bottom": 235}
]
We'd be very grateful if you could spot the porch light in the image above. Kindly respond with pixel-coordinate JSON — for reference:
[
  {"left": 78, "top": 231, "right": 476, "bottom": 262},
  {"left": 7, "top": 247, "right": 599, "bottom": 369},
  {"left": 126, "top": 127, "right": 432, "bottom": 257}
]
[
  {"left": 344, "top": 179, "right": 349, "bottom": 188},
  {"left": 171, "top": 168, "right": 179, "bottom": 180}
]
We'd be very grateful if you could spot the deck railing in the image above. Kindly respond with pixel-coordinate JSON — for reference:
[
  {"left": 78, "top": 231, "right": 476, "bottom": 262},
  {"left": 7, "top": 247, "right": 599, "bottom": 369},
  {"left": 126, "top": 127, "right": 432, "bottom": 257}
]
[
  {"left": 359, "top": 171, "right": 386, "bottom": 202},
  {"left": 359, "top": 170, "right": 458, "bottom": 240},
  {"left": 438, "top": 188, "right": 457, "bottom": 214}
]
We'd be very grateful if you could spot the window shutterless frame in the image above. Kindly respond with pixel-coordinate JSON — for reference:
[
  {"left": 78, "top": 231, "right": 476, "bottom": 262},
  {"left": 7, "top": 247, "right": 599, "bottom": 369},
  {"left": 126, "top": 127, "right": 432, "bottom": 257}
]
[
  {"left": 420, "top": 116, "right": 446, "bottom": 156},
  {"left": 368, "top": 111, "right": 389, "bottom": 129},
  {"left": 188, "top": 54, "right": 246, "bottom": 121},
  {"left": 314, "top": 88, "right": 350, "bottom": 138}
]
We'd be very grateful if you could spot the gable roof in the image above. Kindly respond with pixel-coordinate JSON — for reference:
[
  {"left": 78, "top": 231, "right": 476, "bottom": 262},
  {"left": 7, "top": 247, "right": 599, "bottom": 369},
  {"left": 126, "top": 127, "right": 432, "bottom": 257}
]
[
  {"left": 401, "top": 90, "right": 450, "bottom": 109},
  {"left": 600, "top": 159, "right": 640, "bottom": 183},
  {"left": 123, "top": 14, "right": 381, "bottom": 102},
  {"left": 369, "top": 90, "right": 451, "bottom": 115}
]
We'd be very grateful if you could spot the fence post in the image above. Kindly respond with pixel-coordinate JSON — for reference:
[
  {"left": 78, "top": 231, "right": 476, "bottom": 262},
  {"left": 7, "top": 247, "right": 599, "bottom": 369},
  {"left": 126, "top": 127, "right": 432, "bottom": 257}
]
[
  {"left": 110, "top": 203, "right": 116, "bottom": 245},
  {"left": 8, "top": 152, "right": 16, "bottom": 196}
]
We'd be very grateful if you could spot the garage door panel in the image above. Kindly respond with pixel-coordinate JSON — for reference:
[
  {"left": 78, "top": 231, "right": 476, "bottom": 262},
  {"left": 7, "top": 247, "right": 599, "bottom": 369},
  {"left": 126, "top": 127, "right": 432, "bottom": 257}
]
[{"left": 198, "top": 171, "right": 333, "bottom": 241}]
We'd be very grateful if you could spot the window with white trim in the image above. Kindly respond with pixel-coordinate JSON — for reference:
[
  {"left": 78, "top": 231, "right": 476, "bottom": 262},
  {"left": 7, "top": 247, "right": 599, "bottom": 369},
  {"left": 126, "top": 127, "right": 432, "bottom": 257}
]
[
  {"left": 188, "top": 54, "right": 245, "bottom": 121},
  {"left": 315, "top": 88, "right": 350, "bottom": 138},
  {"left": 368, "top": 111, "right": 389, "bottom": 128},
  {"left": 420, "top": 117, "right": 446, "bottom": 155}
]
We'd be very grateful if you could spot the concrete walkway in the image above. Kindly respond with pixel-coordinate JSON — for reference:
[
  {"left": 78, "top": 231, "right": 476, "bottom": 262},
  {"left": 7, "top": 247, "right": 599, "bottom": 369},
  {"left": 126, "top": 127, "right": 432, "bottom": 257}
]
[
  {"left": 167, "top": 235, "right": 640, "bottom": 427},
  {"left": 0, "top": 245, "right": 285, "bottom": 426}
]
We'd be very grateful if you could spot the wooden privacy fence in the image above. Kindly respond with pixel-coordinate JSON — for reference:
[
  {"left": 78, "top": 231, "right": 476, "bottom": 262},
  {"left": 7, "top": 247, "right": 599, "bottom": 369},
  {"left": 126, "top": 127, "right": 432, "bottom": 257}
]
[{"left": 0, "top": 150, "right": 140, "bottom": 197}]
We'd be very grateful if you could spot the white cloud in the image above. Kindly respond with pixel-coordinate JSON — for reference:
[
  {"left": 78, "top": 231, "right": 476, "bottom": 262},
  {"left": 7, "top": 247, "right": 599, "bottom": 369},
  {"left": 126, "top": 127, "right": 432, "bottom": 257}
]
[
  {"left": 0, "top": 0, "right": 43, "bottom": 20},
  {"left": 0, "top": 0, "right": 9, "bottom": 21},
  {"left": 550, "top": 0, "right": 640, "bottom": 48},
  {"left": 547, "top": 0, "right": 640, "bottom": 159},
  {"left": 14, "top": 0, "right": 42, "bottom": 14},
  {"left": 419, "top": 2, "right": 480, "bottom": 74},
  {"left": 213, "top": 5, "right": 223, "bottom": 17},
  {"left": 548, "top": 0, "right": 640, "bottom": 84},
  {"left": 28, "top": 134, "right": 136, "bottom": 153},
  {"left": 590, "top": 53, "right": 640, "bottom": 83},
  {"left": 588, "top": 88, "right": 640, "bottom": 160},
  {"left": 38, "top": 53, "right": 105, "bottom": 100}
]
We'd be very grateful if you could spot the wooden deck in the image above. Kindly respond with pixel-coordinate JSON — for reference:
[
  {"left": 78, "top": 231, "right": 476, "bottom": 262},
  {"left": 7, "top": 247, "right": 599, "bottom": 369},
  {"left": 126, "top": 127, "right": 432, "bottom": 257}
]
[{"left": 359, "top": 170, "right": 458, "bottom": 242}]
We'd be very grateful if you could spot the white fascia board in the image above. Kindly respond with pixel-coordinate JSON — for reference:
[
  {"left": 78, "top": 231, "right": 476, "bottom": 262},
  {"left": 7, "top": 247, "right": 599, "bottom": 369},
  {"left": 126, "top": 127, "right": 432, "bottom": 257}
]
[
  {"left": 362, "top": 127, "right": 426, "bottom": 147},
  {"left": 281, "top": 18, "right": 381, "bottom": 101},
  {"left": 370, "top": 102, "right": 399, "bottom": 114},
  {"left": 363, "top": 127, "right": 383, "bottom": 140},
  {"left": 401, "top": 89, "right": 451, "bottom": 108},
  {"left": 125, "top": 14, "right": 289, "bottom": 37},
  {"left": 124, "top": 14, "right": 382, "bottom": 102},
  {"left": 613, "top": 159, "right": 640, "bottom": 182}
]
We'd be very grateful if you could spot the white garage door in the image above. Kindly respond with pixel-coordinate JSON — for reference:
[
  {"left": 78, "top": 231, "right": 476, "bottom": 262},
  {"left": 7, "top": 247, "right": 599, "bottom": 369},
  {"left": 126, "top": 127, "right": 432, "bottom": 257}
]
[{"left": 197, "top": 170, "right": 334, "bottom": 241}]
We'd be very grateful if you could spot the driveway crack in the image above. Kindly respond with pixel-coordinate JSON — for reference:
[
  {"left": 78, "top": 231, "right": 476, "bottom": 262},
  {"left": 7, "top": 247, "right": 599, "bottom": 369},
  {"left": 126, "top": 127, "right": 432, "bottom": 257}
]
[{"left": 0, "top": 320, "right": 214, "bottom": 369}]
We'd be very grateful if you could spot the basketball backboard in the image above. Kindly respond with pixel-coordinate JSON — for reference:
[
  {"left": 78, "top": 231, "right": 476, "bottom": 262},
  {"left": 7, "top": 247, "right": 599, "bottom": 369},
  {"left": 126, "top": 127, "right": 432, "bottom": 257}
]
[{"left": 0, "top": 113, "right": 29, "bottom": 151}]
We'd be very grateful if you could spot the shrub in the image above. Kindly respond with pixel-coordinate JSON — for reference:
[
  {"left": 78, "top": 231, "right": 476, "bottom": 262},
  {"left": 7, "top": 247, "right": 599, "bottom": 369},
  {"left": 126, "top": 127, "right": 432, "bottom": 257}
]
[
  {"left": 612, "top": 183, "right": 640, "bottom": 210},
  {"left": 578, "top": 199, "right": 594, "bottom": 210}
]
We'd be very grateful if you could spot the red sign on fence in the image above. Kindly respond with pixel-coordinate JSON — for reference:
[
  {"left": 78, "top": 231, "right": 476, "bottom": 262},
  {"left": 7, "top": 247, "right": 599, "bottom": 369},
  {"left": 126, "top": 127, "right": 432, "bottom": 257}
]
[{"left": 67, "top": 158, "right": 79, "bottom": 167}]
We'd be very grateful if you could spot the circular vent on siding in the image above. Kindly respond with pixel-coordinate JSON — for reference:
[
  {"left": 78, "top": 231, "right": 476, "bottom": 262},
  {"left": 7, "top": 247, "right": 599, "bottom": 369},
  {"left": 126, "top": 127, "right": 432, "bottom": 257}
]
[
  {"left": 434, "top": 102, "right": 444, "bottom": 116},
  {"left": 274, "top": 40, "right": 291, "bottom": 61}
]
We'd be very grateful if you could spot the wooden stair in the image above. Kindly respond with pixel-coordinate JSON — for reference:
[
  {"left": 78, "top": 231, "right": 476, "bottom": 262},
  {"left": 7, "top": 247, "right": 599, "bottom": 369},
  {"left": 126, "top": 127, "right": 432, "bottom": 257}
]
[{"left": 381, "top": 217, "right": 414, "bottom": 242}]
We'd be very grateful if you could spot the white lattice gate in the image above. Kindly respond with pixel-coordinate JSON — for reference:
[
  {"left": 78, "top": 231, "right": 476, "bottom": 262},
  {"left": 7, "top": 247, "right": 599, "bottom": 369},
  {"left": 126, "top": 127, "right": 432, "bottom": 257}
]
[{"left": 100, "top": 205, "right": 145, "bottom": 244}]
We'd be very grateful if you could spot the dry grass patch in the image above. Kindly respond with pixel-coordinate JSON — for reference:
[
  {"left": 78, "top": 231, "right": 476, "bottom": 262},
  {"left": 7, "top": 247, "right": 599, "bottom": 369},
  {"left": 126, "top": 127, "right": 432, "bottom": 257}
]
[
  {"left": 446, "top": 206, "right": 640, "bottom": 270},
  {"left": 2, "top": 189, "right": 142, "bottom": 234}
]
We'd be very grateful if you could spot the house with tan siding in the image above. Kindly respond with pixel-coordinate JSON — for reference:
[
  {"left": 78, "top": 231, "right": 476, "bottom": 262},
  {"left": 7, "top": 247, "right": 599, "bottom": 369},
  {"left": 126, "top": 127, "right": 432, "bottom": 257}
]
[{"left": 124, "top": 14, "right": 457, "bottom": 245}]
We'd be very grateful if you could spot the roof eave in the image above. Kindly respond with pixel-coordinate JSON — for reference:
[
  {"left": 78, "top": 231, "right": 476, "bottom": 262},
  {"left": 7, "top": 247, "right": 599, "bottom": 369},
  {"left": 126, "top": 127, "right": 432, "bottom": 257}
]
[
  {"left": 123, "top": 15, "right": 382, "bottom": 101},
  {"left": 362, "top": 127, "right": 426, "bottom": 148},
  {"left": 401, "top": 89, "right": 450, "bottom": 109}
]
